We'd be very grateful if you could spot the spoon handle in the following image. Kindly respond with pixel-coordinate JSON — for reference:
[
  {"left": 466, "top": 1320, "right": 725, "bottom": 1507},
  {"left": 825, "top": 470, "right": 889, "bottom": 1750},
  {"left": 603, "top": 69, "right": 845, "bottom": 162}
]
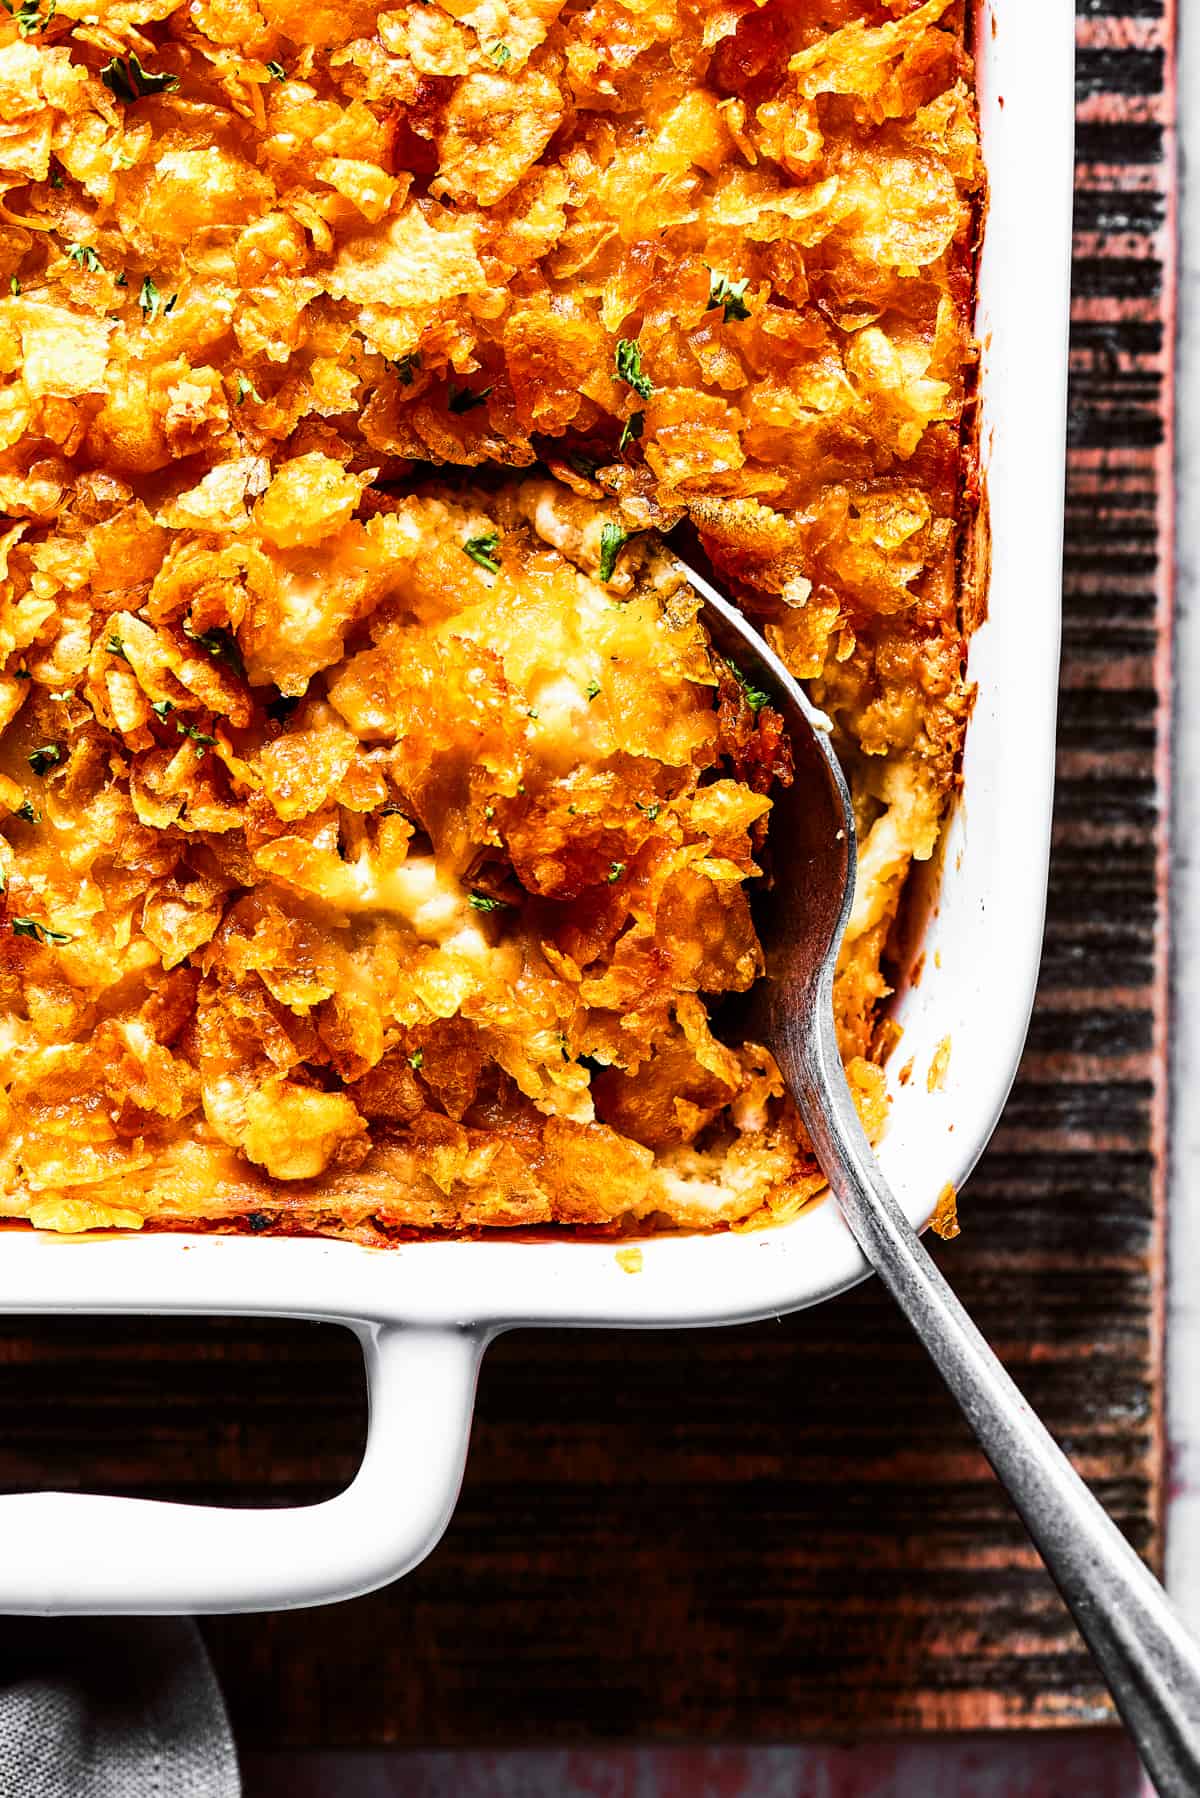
[{"left": 796, "top": 1014, "right": 1200, "bottom": 1796}]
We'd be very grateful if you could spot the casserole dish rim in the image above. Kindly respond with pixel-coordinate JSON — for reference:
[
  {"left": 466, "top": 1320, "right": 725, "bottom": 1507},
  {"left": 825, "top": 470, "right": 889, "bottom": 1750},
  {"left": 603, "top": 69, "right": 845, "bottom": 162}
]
[{"left": 0, "top": 0, "right": 1074, "bottom": 1613}]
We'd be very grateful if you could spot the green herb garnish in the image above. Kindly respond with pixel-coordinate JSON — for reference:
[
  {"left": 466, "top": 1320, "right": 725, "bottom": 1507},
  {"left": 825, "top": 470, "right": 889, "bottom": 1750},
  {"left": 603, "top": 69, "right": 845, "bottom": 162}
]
[
  {"left": 151, "top": 699, "right": 174, "bottom": 720},
  {"left": 138, "top": 275, "right": 162, "bottom": 320},
  {"left": 391, "top": 351, "right": 420, "bottom": 386},
  {"left": 489, "top": 40, "right": 510, "bottom": 64},
  {"left": 463, "top": 532, "right": 500, "bottom": 574},
  {"left": 265, "top": 59, "right": 286, "bottom": 79},
  {"left": 598, "top": 521, "right": 628, "bottom": 584},
  {"left": 176, "top": 720, "right": 216, "bottom": 752},
  {"left": 100, "top": 52, "right": 178, "bottom": 103},
  {"left": 105, "top": 631, "right": 128, "bottom": 660},
  {"left": 8, "top": 276, "right": 17, "bottom": 296},
  {"left": 27, "top": 743, "right": 62, "bottom": 775},
  {"left": 66, "top": 242, "right": 101, "bottom": 272},
  {"left": 235, "top": 372, "right": 260, "bottom": 405},
  {"left": 12, "top": 916, "right": 71, "bottom": 944},
  {"left": 585, "top": 678, "right": 601, "bottom": 702},
  {"left": 3, "top": 0, "right": 55, "bottom": 37},
  {"left": 726, "top": 658, "right": 770, "bottom": 715},
  {"left": 15, "top": 799, "right": 37, "bottom": 823},
  {"left": 607, "top": 861, "right": 625, "bottom": 883},
  {"left": 447, "top": 381, "right": 491, "bottom": 414},
  {"left": 468, "top": 892, "right": 510, "bottom": 912},
  {"left": 636, "top": 799, "right": 660, "bottom": 822},
  {"left": 615, "top": 338, "right": 652, "bottom": 400},
  {"left": 618, "top": 410, "right": 643, "bottom": 453},
  {"left": 409, "top": 1050, "right": 424, "bottom": 1070},
  {"left": 707, "top": 270, "right": 750, "bottom": 323},
  {"left": 183, "top": 620, "right": 243, "bottom": 674}
]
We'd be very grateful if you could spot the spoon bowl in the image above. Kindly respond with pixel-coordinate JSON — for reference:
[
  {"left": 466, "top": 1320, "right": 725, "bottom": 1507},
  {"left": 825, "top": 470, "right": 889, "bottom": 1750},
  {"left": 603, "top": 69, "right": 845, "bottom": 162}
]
[{"left": 674, "top": 546, "right": 1200, "bottom": 1798}]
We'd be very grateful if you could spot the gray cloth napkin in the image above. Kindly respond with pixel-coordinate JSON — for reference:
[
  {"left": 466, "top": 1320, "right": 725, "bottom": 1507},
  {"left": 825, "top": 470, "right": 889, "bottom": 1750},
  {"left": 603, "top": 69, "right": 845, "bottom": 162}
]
[{"left": 0, "top": 1619, "right": 239, "bottom": 1797}]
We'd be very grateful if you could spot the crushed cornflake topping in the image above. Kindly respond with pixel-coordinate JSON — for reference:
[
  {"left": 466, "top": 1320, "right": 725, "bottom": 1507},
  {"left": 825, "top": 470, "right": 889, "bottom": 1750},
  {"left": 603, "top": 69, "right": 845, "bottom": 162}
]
[{"left": 0, "top": 0, "right": 979, "bottom": 1241}]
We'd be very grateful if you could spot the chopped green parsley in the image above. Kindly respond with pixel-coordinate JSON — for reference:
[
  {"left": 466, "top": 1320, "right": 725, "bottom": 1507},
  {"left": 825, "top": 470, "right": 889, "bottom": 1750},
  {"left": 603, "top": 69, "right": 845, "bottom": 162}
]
[
  {"left": 598, "top": 521, "right": 628, "bottom": 584},
  {"left": 618, "top": 410, "right": 644, "bottom": 453},
  {"left": 100, "top": 52, "right": 179, "bottom": 103},
  {"left": 463, "top": 532, "right": 500, "bottom": 574},
  {"left": 468, "top": 891, "right": 510, "bottom": 912},
  {"left": 3, "top": 0, "right": 55, "bottom": 37},
  {"left": 265, "top": 59, "right": 286, "bottom": 79},
  {"left": 615, "top": 338, "right": 653, "bottom": 400},
  {"left": 176, "top": 720, "right": 217, "bottom": 752},
  {"left": 65, "top": 243, "right": 101, "bottom": 273},
  {"left": 27, "top": 743, "right": 62, "bottom": 776},
  {"left": 585, "top": 678, "right": 601, "bottom": 702},
  {"left": 726, "top": 658, "right": 770, "bottom": 715},
  {"left": 489, "top": 40, "right": 511, "bottom": 64},
  {"left": 707, "top": 270, "right": 751, "bottom": 323},
  {"left": 12, "top": 916, "right": 71, "bottom": 944},
  {"left": 447, "top": 381, "right": 492, "bottom": 414},
  {"left": 607, "top": 861, "right": 625, "bottom": 883},
  {"left": 183, "top": 620, "right": 243, "bottom": 674}
]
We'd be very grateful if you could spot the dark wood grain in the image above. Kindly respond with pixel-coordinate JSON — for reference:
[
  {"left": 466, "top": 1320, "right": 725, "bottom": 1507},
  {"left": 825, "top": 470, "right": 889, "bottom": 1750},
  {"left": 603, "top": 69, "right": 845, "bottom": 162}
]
[{"left": 0, "top": 2, "right": 1176, "bottom": 1744}]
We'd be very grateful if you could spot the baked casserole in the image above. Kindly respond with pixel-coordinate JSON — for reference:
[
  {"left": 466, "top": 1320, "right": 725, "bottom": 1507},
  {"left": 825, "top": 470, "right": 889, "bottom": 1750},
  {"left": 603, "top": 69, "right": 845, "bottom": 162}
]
[{"left": 0, "top": 0, "right": 981, "bottom": 1238}]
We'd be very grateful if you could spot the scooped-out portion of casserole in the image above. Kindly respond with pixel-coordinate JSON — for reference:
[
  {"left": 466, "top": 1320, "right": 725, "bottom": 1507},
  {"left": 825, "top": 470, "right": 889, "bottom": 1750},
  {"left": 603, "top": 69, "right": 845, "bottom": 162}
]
[{"left": 0, "top": 0, "right": 980, "bottom": 1238}]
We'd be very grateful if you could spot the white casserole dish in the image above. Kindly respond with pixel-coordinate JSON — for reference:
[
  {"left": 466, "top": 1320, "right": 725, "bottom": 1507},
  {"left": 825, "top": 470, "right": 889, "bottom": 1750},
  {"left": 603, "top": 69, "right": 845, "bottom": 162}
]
[{"left": 0, "top": 0, "right": 1073, "bottom": 1614}]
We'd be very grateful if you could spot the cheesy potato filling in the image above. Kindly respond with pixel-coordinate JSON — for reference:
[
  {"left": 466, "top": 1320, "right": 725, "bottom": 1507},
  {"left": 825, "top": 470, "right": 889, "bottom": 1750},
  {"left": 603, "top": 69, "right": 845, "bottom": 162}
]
[{"left": 0, "top": 0, "right": 979, "bottom": 1237}]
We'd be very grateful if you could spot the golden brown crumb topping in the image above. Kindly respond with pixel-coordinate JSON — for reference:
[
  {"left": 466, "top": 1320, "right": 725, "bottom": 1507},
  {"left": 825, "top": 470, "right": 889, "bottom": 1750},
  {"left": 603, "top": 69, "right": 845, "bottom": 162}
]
[{"left": 0, "top": 0, "right": 980, "bottom": 1237}]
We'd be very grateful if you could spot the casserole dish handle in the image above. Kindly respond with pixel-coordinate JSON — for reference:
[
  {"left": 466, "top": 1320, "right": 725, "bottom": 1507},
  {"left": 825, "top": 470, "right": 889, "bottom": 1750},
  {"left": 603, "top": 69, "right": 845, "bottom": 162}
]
[{"left": 0, "top": 1322, "right": 485, "bottom": 1614}]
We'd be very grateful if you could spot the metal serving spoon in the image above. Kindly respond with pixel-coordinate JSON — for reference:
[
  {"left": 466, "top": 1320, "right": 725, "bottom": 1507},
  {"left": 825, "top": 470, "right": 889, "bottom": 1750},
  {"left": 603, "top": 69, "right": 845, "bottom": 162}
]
[{"left": 679, "top": 550, "right": 1200, "bottom": 1797}]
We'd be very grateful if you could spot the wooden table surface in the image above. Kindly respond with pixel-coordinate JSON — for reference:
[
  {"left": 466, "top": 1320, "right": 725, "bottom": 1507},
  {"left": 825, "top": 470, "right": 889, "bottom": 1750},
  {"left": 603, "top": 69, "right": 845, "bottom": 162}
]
[{"left": 0, "top": 2, "right": 1176, "bottom": 1749}]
